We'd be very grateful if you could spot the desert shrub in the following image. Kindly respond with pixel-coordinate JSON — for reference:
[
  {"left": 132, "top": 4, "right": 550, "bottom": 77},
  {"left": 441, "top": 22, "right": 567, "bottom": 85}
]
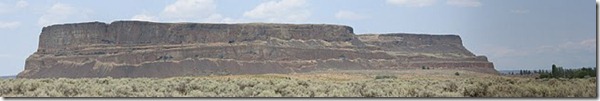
[
  {"left": 486, "top": 83, "right": 527, "bottom": 97},
  {"left": 257, "top": 90, "right": 280, "bottom": 97},
  {"left": 114, "top": 85, "right": 134, "bottom": 97},
  {"left": 236, "top": 78, "right": 259, "bottom": 90},
  {"left": 0, "top": 74, "right": 595, "bottom": 97},
  {"left": 213, "top": 83, "right": 241, "bottom": 97},
  {"left": 443, "top": 81, "right": 459, "bottom": 92},
  {"left": 375, "top": 75, "right": 397, "bottom": 79},
  {"left": 462, "top": 81, "right": 491, "bottom": 97},
  {"left": 327, "top": 87, "right": 354, "bottom": 97},
  {"left": 361, "top": 88, "right": 385, "bottom": 97},
  {"left": 278, "top": 83, "right": 311, "bottom": 97}
]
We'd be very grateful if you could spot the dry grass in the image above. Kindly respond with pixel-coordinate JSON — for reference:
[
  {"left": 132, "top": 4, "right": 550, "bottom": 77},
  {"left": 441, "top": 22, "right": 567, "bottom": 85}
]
[{"left": 0, "top": 70, "right": 596, "bottom": 97}]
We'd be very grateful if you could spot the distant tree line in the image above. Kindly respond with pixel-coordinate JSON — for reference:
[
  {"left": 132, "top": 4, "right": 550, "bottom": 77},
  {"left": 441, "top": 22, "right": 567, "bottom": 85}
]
[
  {"left": 508, "top": 64, "right": 596, "bottom": 79},
  {"left": 540, "top": 64, "right": 596, "bottom": 79},
  {"left": 506, "top": 70, "right": 542, "bottom": 75}
]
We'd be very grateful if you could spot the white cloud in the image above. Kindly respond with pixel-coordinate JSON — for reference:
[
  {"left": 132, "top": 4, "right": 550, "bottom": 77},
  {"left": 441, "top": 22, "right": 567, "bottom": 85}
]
[
  {"left": 243, "top": 0, "right": 310, "bottom": 22},
  {"left": 16, "top": 0, "right": 28, "bottom": 8},
  {"left": 131, "top": 14, "right": 157, "bottom": 21},
  {"left": 446, "top": 0, "right": 481, "bottom": 7},
  {"left": 479, "top": 38, "right": 596, "bottom": 59},
  {"left": 133, "top": 0, "right": 240, "bottom": 23},
  {"left": 0, "top": 21, "right": 21, "bottom": 29},
  {"left": 579, "top": 39, "right": 596, "bottom": 49},
  {"left": 0, "top": 3, "right": 9, "bottom": 14},
  {"left": 38, "top": 3, "right": 92, "bottom": 27},
  {"left": 386, "top": 0, "right": 436, "bottom": 7},
  {"left": 335, "top": 10, "right": 367, "bottom": 20},
  {"left": 0, "top": 0, "right": 28, "bottom": 14},
  {"left": 482, "top": 46, "right": 528, "bottom": 58},
  {"left": 38, "top": 3, "right": 76, "bottom": 26},
  {"left": 510, "top": 9, "right": 530, "bottom": 14},
  {"left": 0, "top": 54, "right": 11, "bottom": 58},
  {"left": 536, "top": 39, "right": 596, "bottom": 53},
  {"left": 202, "top": 14, "right": 237, "bottom": 23},
  {"left": 161, "top": 0, "right": 217, "bottom": 20}
]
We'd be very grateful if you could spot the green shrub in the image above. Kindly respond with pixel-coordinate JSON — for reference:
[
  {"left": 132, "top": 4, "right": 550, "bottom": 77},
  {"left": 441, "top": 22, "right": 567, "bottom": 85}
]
[
  {"left": 0, "top": 74, "right": 595, "bottom": 97},
  {"left": 375, "top": 75, "right": 397, "bottom": 79}
]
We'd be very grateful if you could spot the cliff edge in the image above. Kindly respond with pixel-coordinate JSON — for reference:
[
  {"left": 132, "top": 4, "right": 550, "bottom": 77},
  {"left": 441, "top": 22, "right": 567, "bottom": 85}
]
[{"left": 18, "top": 21, "right": 496, "bottom": 78}]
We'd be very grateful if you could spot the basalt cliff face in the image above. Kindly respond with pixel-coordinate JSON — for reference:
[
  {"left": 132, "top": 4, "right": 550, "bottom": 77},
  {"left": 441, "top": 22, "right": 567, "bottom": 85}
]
[{"left": 18, "top": 21, "right": 496, "bottom": 78}]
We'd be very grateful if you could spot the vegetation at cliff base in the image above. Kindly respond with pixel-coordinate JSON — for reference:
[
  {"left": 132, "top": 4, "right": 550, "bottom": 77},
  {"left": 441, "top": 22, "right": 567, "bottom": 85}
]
[{"left": 0, "top": 70, "right": 596, "bottom": 97}]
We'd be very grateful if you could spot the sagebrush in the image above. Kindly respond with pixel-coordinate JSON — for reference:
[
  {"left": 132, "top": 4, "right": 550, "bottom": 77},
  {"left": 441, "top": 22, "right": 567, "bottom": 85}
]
[{"left": 0, "top": 71, "right": 596, "bottom": 97}]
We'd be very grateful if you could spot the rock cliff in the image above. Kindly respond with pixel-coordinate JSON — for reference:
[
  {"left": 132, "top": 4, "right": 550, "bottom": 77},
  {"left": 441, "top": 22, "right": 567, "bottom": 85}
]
[{"left": 18, "top": 21, "right": 496, "bottom": 78}]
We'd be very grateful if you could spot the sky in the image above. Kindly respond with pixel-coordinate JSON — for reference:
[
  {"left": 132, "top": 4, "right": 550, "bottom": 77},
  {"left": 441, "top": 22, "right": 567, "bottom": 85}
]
[{"left": 0, "top": 0, "right": 596, "bottom": 75}]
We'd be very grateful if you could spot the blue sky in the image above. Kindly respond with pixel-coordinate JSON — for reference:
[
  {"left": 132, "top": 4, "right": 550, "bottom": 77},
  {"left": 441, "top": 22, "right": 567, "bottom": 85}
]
[{"left": 0, "top": 0, "right": 596, "bottom": 75}]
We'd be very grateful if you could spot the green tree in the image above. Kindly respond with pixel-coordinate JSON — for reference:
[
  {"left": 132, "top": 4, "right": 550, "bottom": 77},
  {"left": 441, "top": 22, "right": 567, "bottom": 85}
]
[
  {"left": 558, "top": 67, "right": 565, "bottom": 78},
  {"left": 539, "top": 73, "right": 551, "bottom": 78},
  {"left": 574, "top": 69, "right": 587, "bottom": 78},
  {"left": 592, "top": 67, "right": 597, "bottom": 77},
  {"left": 551, "top": 64, "right": 558, "bottom": 78},
  {"left": 519, "top": 70, "right": 523, "bottom": 75}
]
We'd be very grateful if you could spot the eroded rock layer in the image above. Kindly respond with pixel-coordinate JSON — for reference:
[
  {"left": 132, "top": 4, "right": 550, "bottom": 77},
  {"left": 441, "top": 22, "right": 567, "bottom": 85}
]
[{"left": 18, "top": 21, "right": 496, "bottom": 78}]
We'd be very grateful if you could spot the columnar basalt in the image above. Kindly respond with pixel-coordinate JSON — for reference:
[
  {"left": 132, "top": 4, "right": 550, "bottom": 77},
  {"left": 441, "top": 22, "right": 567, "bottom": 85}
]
[{"left": 18, "top": 21, "right": 496, "bottom": 78}]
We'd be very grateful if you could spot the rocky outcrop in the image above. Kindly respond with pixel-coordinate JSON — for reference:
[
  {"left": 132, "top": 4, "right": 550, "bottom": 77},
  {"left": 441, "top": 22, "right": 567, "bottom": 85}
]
[{"left": 18, "top": 21, "right": 496, "bottom": 78}]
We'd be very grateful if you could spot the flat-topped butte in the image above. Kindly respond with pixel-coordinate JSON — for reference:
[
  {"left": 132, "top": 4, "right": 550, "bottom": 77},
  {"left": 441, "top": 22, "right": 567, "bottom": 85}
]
[{"left": 18, "top": 21, "right": 496, "bottom": 78}]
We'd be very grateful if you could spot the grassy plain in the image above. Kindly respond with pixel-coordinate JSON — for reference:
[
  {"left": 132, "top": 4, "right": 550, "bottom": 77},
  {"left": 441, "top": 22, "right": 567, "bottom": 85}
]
[{"left": 0, "top": 69, "right": 596, "bottom": 97}]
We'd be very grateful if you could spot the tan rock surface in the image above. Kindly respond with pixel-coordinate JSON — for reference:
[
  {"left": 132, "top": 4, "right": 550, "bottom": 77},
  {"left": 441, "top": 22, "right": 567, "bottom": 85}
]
[{"left": 18, "top": 21, "right": 496, "bottom": 78}]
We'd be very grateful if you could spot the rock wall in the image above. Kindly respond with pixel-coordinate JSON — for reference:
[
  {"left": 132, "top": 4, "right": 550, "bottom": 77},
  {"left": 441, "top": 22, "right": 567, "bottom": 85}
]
[
  {"left": 18, "top": 21, "right": 496, "bottom": 78},
  {"left": 38, "top": 21, "right": 355, "bottom": 53},
  {"left": 357, "top": 34, "right": 476, "bottom": 58}
]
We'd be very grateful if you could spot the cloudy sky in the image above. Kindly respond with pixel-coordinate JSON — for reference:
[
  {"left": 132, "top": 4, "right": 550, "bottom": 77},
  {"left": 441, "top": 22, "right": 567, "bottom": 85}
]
[{"left": 0, "top": 0, "right": 596, "bottom": 75}]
